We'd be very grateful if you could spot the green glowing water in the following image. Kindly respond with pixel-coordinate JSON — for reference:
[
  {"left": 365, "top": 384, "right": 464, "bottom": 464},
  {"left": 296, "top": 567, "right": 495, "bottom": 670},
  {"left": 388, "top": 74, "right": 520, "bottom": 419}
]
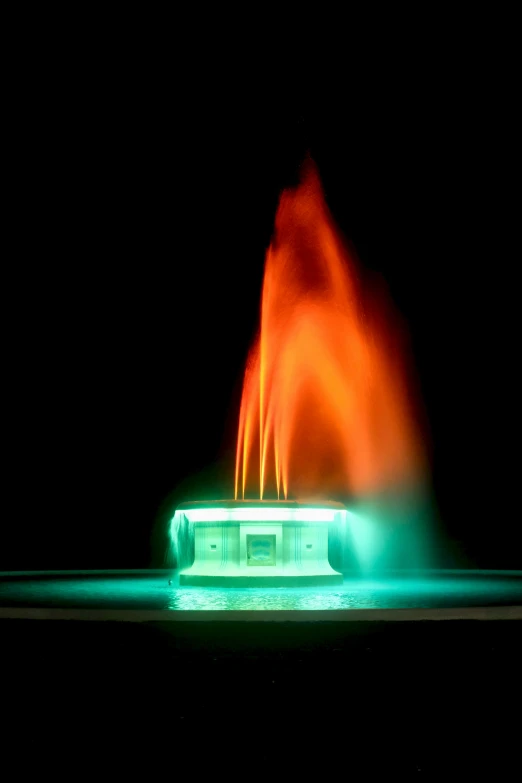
[{"left": 1, "top": 572, "right": 521, "bottom": 611}]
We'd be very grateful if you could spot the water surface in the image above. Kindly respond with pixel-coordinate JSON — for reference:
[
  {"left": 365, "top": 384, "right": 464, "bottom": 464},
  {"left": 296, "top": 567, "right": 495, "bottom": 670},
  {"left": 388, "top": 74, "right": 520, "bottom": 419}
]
[{"left": 1, "top": 571, "right": 521, "bottom": 611}]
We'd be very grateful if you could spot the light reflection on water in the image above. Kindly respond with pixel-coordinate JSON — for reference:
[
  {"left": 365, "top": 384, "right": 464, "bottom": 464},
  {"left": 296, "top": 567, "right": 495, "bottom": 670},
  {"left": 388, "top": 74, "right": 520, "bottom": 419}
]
[
  {"left": 1, "top": 573, "right": 521, "bottom": 611},
  {"left": 168, "top": 578, "right": 522, "bottom": 611},
  {"left": 169, "top": 587, "right": 356, "bottom": 611}
]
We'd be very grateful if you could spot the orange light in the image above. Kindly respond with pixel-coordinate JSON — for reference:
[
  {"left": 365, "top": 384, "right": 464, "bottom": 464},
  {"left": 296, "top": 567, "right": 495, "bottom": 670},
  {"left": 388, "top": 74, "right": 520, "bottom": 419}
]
[{"left": 235, "top": 159, "right": 425, "bottom": 501}]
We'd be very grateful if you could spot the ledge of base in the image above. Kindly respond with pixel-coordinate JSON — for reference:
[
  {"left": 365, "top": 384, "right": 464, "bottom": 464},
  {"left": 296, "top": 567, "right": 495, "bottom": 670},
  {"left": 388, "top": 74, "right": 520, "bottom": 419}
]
[{"left": 179, "top": 573, "right": 343, "bottom": 587}]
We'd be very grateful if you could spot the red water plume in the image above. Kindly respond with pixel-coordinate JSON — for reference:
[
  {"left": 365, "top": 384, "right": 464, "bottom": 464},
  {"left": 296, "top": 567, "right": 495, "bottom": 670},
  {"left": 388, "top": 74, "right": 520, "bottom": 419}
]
[{"left": 235, "top": 160, "right": 426, "bottom": 501}]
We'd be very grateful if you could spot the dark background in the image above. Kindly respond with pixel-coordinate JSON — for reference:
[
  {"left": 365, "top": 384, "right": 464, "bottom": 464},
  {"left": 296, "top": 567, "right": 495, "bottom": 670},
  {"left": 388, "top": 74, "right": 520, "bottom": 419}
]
[{"left": 3, "top": 27, "right": 520, "bottom": 570}]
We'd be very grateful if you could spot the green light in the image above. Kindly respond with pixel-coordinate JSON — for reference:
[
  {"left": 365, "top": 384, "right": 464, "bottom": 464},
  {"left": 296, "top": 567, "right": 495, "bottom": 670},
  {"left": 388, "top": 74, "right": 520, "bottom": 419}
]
[
  {"left": 181, "top": 507, "right": 339, "bottom": 523},
  {"left": 170, "top": 501, "right": 347, "bottom": 587}
]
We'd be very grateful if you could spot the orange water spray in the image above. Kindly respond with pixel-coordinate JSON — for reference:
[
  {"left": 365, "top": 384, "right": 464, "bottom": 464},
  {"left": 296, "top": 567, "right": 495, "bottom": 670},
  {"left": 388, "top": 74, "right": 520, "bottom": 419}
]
[{"left": 235, "top": 160, "right": 425, "bottom": 501}]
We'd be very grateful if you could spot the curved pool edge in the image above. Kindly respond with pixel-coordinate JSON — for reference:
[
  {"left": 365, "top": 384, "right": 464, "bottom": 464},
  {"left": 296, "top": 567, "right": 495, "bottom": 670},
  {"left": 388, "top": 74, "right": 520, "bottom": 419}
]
[
  {"left": 2, "top": 605, "right": 522, "bottom": 622},
  {"left": 1, "top": 569, "right": 522, "bottom": 578}
]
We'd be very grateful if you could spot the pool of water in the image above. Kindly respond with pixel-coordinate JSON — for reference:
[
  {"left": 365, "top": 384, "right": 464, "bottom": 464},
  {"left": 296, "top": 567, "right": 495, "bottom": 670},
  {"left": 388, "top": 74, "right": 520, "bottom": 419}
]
[{"left": 1, "top": 570, "right": 521, "bottom": 610}]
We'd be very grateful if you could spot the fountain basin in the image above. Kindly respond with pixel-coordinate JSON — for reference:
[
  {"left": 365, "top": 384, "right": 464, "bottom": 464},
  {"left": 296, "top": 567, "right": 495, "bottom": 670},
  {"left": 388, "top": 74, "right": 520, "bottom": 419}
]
[{"left": 172, "top": 500, "right": 345, "bottom": 587}]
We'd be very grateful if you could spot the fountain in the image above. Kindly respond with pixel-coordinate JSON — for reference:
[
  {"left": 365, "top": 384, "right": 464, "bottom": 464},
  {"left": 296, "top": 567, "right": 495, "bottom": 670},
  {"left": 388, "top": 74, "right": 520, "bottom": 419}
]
[
  {"left": 172, "top": 500, "right": 345, "bottom": 586},
  {"left": 172, "top": 158, "right": 429, "bottom": 585}
]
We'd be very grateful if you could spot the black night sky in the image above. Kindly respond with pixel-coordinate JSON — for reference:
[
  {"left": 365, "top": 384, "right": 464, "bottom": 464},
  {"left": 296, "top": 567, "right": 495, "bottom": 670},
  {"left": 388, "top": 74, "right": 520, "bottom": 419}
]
[{"left": 4, "top": 38, "right": 520, "bottom": 570}]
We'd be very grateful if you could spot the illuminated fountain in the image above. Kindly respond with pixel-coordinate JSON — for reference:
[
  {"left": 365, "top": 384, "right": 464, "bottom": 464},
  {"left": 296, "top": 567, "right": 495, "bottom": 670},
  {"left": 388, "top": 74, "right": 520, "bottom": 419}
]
[
  {"left": 172, "top": 159, "right": 428, "bottom": 586},
  {"left": 172, "top": 501, "right": 345, "bottom": 586}
]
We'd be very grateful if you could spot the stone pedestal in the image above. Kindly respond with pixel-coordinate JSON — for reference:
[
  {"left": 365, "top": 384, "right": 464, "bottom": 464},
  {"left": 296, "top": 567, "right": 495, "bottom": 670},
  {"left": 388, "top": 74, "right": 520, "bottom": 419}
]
[{"left": 173, "top": 501, "right": 345, "bottom": 587}]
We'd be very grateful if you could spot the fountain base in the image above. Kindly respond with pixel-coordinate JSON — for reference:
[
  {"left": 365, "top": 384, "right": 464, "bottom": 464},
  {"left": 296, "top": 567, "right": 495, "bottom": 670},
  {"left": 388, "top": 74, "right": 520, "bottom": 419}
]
[{"left": 173, "top": 501, "right": 344, "bottom": 587}]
